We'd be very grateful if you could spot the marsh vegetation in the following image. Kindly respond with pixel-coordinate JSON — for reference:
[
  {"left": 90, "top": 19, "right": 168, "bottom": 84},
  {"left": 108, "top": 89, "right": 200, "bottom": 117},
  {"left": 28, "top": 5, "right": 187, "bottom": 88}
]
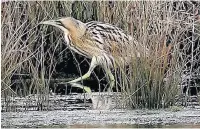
[{"left": 1, "top": 1, "right": 200, "bottom": 111}]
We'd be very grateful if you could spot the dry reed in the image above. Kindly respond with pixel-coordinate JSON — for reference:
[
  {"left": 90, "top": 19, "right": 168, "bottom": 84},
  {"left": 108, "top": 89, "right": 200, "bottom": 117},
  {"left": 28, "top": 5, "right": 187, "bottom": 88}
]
[{"left": 1, "top": 1, "right": 199, "bottom": 110}]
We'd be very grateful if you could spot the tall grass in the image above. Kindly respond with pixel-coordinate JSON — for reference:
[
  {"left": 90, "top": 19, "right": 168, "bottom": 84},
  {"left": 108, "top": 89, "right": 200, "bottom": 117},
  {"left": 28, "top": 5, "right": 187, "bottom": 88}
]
[
  {"left": 111, "top": 1, "right": 198, "bottom": 108},
  {"left": 1, "top": 1, "right": 199, "bottom": 110},
  {"left": 1, "top": 1, "right": 72, "bottom": 110}
]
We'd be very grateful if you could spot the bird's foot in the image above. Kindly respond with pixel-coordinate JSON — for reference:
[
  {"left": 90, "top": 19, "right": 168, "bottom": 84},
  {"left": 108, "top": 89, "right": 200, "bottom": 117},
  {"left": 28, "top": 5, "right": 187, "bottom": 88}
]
[
  {"left": 66, "top": 73, "right": 90, "bottom": 84},
  {"left": 68, "top": 82, "right": 92, "bottom": 93},
  {"left": 107, "top": 87, "right": 113, "bottom": 92},
  {"left": 67, "top": 80, "right": 75, "bottom": 84}
]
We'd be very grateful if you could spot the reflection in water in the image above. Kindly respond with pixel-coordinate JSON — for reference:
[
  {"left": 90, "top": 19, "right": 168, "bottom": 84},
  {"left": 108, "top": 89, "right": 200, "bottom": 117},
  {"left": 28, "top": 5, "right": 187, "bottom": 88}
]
[{"left": 69, "top": 123, "right": 200, "bottom": 128}]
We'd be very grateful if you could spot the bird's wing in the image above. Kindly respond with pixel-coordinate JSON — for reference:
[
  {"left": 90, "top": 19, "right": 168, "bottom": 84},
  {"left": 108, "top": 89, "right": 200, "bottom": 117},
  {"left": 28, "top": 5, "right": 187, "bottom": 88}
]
[
  {"left": 86, "top": 21, "right": 141, "bottom": 56},
  {"left": 86, "top": 21, "right": 132, "bottom": 44},
  {"left": 85, "top": 21, "right": 137, "bottom": 56}
]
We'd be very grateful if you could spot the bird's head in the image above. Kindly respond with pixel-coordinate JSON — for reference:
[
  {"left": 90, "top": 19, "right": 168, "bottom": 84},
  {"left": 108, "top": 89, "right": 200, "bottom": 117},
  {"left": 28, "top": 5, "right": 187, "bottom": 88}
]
[{"left": 40, "top": 17, "right": 86, "bottom": 38}]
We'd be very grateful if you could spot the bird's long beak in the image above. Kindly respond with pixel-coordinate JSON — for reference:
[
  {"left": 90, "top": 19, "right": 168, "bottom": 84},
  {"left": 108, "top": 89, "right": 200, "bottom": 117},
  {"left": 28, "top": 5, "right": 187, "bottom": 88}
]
[
  {"left": 39, "top": 20, "right": 57, "bottom": 26},
  {"left": 39, "top": 19, "right": 66, "bottom": 31}
]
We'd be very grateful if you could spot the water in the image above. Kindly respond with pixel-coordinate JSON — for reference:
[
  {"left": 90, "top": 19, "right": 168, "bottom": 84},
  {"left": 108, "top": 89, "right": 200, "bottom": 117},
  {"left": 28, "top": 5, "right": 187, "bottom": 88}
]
[
  {"left": 2, "top": 109, "right": 200, "bottom": 128},
  {"left": 49, "top": 123, "right": 200, "bottom": 128}
]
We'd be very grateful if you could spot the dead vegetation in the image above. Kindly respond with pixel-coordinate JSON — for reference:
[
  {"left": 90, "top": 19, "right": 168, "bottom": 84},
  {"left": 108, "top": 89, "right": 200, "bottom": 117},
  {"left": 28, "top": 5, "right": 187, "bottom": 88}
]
[{"left": 1, "top": 1, "right": 200, "bottom": 110}]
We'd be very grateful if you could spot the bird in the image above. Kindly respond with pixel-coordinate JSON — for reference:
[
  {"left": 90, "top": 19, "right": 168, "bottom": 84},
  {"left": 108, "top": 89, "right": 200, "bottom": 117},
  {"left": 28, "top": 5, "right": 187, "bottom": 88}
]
[{"left": 40, "top": 17, "right": 148, "bottom": 92}]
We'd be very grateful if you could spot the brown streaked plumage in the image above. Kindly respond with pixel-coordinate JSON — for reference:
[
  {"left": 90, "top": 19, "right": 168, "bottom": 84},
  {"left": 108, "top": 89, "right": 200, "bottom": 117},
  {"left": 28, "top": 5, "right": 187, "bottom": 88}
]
[{"left": 40, "top": 17, "right": 147, "bottom": 92}]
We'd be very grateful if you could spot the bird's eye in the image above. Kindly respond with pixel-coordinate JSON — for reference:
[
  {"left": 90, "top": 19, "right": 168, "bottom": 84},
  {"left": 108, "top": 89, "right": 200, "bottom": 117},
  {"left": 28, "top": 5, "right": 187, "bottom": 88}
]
[
  {"left": 74, "top": 20, "right": 80, "bottom": 28},
  {"left": 75, "top": 21, "right": 79, "bottom": 25}
]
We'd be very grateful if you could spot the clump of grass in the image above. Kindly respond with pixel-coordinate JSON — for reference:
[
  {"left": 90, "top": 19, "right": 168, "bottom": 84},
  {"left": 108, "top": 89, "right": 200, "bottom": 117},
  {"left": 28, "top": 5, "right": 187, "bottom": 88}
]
[
  {"left": 1, "top": 1, "right": 72, "bottom": 111},
  {"left": 110, "top": 1, "right": 198, "bottom": 108}
]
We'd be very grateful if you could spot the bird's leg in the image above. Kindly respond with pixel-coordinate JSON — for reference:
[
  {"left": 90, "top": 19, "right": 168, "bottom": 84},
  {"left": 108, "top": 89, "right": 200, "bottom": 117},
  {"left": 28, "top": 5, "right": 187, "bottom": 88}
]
[
  {"left": 68, "top": 56, "right": 98, "bottom": 83},
  {"left": 105, "top": 68, "right": 115, "bottom": 92},
  {"left": 70, "top": 83, "right": 92, "bottom": 93}
]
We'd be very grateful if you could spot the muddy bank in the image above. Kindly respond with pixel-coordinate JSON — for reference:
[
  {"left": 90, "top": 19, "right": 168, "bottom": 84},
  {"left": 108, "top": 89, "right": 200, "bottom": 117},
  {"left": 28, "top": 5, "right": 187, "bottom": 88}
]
[{"left": 2, "top": 107, "right": 200, "bottom": 128}]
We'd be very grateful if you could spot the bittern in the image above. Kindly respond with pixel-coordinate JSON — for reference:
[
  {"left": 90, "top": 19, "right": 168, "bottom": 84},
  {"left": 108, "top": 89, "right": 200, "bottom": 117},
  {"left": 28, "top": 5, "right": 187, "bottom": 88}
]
[{"left": 40, "top": 17, "right": 146, "bottom": 91}]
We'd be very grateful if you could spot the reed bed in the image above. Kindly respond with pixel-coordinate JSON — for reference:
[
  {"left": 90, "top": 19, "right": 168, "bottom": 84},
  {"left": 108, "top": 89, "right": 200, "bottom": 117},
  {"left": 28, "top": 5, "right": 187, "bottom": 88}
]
[{"left": 1, "top": 1, "right": 199, "bottom": 110}]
